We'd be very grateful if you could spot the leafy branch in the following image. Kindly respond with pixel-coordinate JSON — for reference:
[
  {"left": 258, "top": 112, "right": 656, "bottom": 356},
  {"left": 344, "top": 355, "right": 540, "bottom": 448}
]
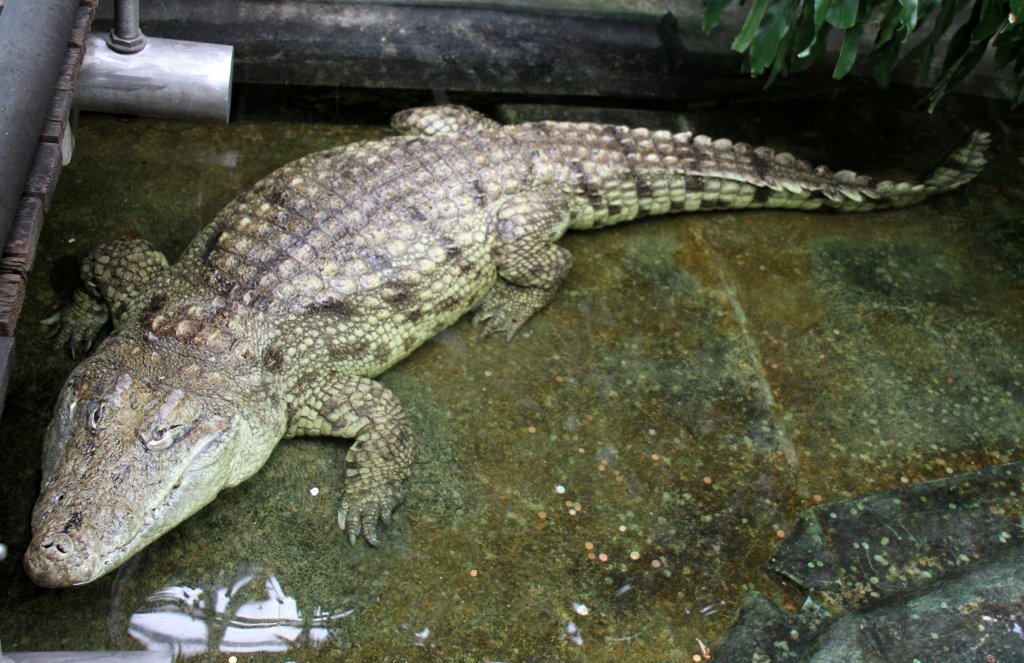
[{"left": 704, "top": 0, "right": 1024, "bottom": 107}]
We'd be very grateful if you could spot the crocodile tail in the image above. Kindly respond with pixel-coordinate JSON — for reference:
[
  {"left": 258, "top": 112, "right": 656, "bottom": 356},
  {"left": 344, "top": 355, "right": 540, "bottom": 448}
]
[
  {"left": 819, "top": 130, "right": 991, "bottom": 212},
  {"left": 642, "top": 129, "right": 991, "bottom": 217},
  {"left": 913, "top": 129, "right": 990, "bottom": 202}
]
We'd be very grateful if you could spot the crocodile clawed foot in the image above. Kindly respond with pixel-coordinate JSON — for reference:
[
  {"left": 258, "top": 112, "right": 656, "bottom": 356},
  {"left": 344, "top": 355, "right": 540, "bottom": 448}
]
[
  {"left": 338, "top": 480, "right": 404, "bottom": 547},
  {"left": 471, "top": 281, "right": 542, "bottom": 340},
  {"left": 41, "top": 302, "right": 106, "bottom": 358}
]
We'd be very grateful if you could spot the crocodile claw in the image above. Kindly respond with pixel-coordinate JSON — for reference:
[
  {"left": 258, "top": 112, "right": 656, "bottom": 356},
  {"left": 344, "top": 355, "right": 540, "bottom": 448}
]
[
  {"left": 41, "top": 299, "right": 106, "bottom": 358},
  {"left": 471, "top": 281, "right": 541, "bottom": 340},
  {"left": 337, "top": 480, "right": 404, "bottom": 547}
]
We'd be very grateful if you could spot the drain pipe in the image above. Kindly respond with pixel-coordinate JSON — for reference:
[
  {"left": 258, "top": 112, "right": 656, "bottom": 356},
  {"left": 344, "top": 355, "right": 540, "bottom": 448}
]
[
  {"left": 0, "top": 0, "right": 80, "bottom": 249},
  {"left": 74, "top": 0, "right": 233, "bottom": 122}
]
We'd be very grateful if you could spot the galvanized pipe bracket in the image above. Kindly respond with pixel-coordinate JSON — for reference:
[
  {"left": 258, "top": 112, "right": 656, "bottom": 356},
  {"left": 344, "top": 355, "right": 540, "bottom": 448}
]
[{"left": 106, "top": 0, "right": 146, "bottom": 54}]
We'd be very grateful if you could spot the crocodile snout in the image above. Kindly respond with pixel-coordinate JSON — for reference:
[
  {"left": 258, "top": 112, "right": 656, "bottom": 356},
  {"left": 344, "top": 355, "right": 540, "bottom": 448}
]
[{"left": 23, "top": 530, "right": 99, "bottom": 588}]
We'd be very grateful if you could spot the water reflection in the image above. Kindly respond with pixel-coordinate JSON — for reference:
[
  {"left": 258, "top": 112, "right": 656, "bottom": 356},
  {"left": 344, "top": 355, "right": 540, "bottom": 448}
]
[{"left": 128, "top": 573, "right": 352, "bottom": 659}]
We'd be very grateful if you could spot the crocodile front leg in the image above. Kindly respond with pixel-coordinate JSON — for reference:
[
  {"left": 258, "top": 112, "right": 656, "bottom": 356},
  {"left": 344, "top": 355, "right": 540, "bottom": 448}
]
[
  {"left": 286, "top": 373, "right": 414, "bottom": 546},
  {"left": 473, "top": 190, "right": 574, "bottom": 339},
  {"left": 43, "top": 239, "right": 169, "bottom": 356}
]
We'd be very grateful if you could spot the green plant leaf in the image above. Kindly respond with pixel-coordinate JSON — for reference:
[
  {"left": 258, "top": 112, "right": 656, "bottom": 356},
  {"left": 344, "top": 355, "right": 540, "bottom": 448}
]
[
  {"left": 873, "top": 27, "right": 906, "bottom": 85},
  {"left": 993, "top": 20, "right": 1024, "bottom": 68},
  {"left": 732, "top": 0, "right": 775, "bottom": 51},
  {"left": 941, "top": 0, "right": 981, "bottom": 71},
  {"left": 702, "top": 0, "right": 1024, "bottom": 108},
  {"left": 767, "top": 8, "right": 801, "bottom": 83},
  {"left": 813, "top": 0, "right": 833, "bottom": 32},
  {"left": 796, "top": 0, "right": 832, "bottom": 56},
  {"left": 833, "top": 25, "right": 865, "bottom": 77},
  {"left": 970, "top": 0, "right": 1007, "bottom": 42},
  {"left": 904, "top": 0, "right": 968, "bottom": 81},
  {"left": 704, "top": 0, "right": 739, "bottom": 32},
  {"left": 874, "top": 2, "right": 905, "bottom": 48},
  {"left": 826, "top": 0, "right": 860, "bottom": 28},
  {"left": 929, "top": 40, "right": 990, "bottom": 109},
  {"left": 793, "top": 23, "right": 832, "bottom": 70},
  {"left": 898, "top": 0, "right": 919, "bottom": 32},
  {"left": 749, "top": 0, "right": 798, "bottom": 74}
]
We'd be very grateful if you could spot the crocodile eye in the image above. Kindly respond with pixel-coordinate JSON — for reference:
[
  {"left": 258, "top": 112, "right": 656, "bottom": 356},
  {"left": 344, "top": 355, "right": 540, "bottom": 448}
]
[
  {"left": 146, "top": 424, "right": 186, "bottom": 451},
  {"left": 86, "top": 400, "right": 107, "bottom": 432}
]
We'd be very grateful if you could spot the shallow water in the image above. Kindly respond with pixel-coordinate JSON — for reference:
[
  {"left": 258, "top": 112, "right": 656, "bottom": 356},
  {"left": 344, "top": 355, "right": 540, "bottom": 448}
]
[{"left": 1, "top": 88, "right": 1022, "bottom": 661}]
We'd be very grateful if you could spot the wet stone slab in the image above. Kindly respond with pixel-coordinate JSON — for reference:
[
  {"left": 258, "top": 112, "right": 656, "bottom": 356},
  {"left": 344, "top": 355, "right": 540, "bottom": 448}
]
[
  {"left": 0, "top": 88, "right": 1022, "bottom": 661},
  {"left": 719, "top": 548, "right": 1024, "bottom": 662},
  {"left": 770, "top": 460, "right": 1024, "bottom": 609}
]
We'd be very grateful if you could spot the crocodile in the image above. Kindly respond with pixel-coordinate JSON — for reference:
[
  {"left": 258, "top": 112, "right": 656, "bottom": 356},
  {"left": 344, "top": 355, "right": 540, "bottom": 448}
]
[{"left": 23, "top": 105, "right": 990, "bottom": 587}]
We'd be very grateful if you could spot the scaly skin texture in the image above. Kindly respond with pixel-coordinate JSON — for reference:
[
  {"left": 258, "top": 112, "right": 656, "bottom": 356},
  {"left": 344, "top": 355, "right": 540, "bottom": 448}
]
[{"left": 24, "top": 106, "right": 990, "bottom": 587}]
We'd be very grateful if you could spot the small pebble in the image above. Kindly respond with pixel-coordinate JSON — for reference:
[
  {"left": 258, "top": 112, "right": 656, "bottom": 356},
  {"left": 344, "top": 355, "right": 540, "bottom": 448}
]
[
  {"left": 309, "top": 487, "right": 320, "bottom": 497},
  {"left": 574, "top": 603, "right": 589, "bottom": 616},
  {"left": 555, "top": 485, "right": 566, "bottom": 494}
]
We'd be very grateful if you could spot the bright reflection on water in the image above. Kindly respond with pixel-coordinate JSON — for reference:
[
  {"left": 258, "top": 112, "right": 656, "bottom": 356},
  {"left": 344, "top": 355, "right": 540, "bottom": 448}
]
[{"left": 128, "top": 574, "right": 352, "bottom": 659}]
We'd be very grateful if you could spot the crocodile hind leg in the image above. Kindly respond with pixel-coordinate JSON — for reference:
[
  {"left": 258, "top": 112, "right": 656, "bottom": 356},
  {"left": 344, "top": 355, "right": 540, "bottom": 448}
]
[
  {"left": 473, "top": 191, "right": 574, "bottom": 339},
  {"left": 286, "top": 373, "right": 414, "bottom": 546},
  {"left": 390, "top": 105, "right": 500, "bottom": 136},
  {"left": 43, "top": 239, "right": 168, "bottom": 356}
]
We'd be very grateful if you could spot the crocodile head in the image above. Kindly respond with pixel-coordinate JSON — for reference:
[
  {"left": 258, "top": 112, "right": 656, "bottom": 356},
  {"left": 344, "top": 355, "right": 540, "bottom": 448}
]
[{"left": 24, "top": 339, "right": 284, "bottom": 587}]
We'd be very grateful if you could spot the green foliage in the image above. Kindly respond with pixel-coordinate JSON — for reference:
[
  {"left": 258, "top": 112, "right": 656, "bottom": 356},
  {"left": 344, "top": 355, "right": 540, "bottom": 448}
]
[{"left": 703, "top": 0, "right": 1024, "bottom": 107}]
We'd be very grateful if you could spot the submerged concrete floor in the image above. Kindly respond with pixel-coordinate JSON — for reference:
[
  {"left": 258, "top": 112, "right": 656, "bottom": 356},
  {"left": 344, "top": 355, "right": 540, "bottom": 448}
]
[{"left": 0, "top": 87, "right": 1022, "bottom": 661}]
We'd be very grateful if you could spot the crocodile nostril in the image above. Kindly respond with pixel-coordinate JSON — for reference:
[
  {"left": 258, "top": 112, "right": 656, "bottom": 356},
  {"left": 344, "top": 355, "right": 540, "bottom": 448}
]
[
  {"left": 24, "top": 532, "right": 89, "bottom": 588},
  {"left": 38, "top": 535, "right": 73, "bottom": 558}
]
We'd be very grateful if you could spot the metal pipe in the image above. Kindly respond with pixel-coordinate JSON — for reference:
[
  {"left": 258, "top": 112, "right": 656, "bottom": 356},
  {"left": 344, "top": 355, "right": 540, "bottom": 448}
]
[
  {"left": 107, "top": 0, "right": 146, "bottom": 54},
  {"left": 75, "top": 32, "right": 233, "bottom": 123},
  {"left": 0, "top": 0, "right": 80, "bottom": 249}
]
